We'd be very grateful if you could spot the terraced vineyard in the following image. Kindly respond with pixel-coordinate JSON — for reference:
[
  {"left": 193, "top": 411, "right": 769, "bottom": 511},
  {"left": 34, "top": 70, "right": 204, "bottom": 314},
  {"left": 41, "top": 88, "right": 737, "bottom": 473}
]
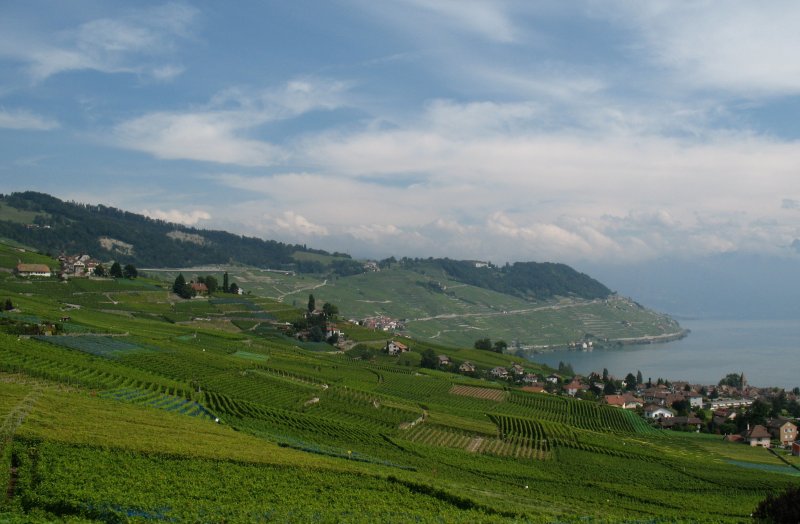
[{"left": 0, "top": 244, "right": 795, "bottom": 522}]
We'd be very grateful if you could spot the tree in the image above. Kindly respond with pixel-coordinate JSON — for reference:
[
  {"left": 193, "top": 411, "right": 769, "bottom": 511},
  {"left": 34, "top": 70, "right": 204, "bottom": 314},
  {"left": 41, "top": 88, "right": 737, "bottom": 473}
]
[
  {"left": 204, "top": 275, "right": 218, "bottom": 294},
  {"left": 109, "top": 262, "right": 123, "bottom": 279},
  {"left": 93, "top": 264, "right": 106, "bottom": 277},
  {"left": 752, "top": 485, "right": 800, "bottom": 523},
  {"left": 4, "top": 298, "right": 13, "bottom": 311},
  {"left": 420, "top": 349, "right": 438, "bottom": 369},
  {"left": 603, "top": 382, "right": 617, "bottom": 395},
  {"left": 322, "top": 302, "right": 338, "bottom": 318},
  {"left": 719, "top": 373, "right": 744, "bottom": 389},
  {"left": 624, "top": 373, "right": 637, "bottom": 391},
  {"left": 636, "top": 370, "right": 643, "bottom": 385},
  {"left": 602, "top": 368, "right": 609, "bottom": 382},
  {"left": 308, "top": 294, "right": 316, "bottom": 314},
  {"left": 229, "top": 282, "right": 239, "bottom": 295},
  {"left": 671, "top": 399, "right": 690, "bottom": 416},
  {"left": 172, "top": 273, "right": 194, "bottom": 299},
  {"left": 307, "top": 325, "right": 324, "bottom": 342},
  {"left": 222, "top": 272, "right": 229, "bottom": 293},
  {"left": 474, "top": 338, "right": 492, "bottom": 351},
  {"left": 123, "top": 264, "right": 138, "bottom": 279},
  {"left": 492, "top": 340, "right": 508, "bottom": 353}
]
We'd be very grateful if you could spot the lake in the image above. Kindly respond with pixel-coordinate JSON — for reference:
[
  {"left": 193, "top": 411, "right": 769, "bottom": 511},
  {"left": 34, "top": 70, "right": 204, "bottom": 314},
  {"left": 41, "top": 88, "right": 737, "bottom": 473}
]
[{"left": 528, "top": 318, "right": 800, "bottom": 389}]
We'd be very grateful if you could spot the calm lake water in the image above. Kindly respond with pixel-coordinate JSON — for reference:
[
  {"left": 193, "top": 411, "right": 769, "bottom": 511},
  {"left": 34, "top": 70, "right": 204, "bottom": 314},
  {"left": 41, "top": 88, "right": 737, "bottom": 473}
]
[{"left": 529, "top": 318, "right": 800, "bottom": 389}]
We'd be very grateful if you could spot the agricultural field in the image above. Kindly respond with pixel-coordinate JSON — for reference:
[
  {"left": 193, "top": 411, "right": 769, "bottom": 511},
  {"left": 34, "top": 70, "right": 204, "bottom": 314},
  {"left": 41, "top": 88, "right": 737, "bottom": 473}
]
[
  {"left": 0, "top": 249, "right": 795, "bottom": 522},
  {"left": 148, "top": 264, "right": 684, "bottom": 349}
]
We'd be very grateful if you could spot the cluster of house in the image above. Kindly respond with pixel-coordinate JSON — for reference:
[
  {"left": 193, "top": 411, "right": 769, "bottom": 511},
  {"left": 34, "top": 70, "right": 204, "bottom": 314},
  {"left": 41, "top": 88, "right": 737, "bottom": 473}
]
[
  {"left": 58, "top": 254, "right": 101, "bottom": 278},
  {"left": 725, "top": 419, "right": 798, "bottom": 450},
  {"left": 14, "top": 254, "right": 104, "bottom": 280},
  {"left": 597, "top": 381, "right": 800, "bottom": 450},
  {"left": 360, "top": 316, "right": 404, "bottom": 332}
]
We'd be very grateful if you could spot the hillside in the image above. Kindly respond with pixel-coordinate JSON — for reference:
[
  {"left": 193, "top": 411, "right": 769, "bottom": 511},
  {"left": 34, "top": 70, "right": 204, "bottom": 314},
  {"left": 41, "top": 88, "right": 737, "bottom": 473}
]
[
  {"left": 0, "top": 191, "right": 337, "bottom": 270},
  {"left": 0, "top": 192, "right": 609, "bottom": 300},
  {"left": 150, "top": 266, "right": 684, "bottom": 349},
  {"left": 0, "top": 244, "right": 796, "bottom": 522}
]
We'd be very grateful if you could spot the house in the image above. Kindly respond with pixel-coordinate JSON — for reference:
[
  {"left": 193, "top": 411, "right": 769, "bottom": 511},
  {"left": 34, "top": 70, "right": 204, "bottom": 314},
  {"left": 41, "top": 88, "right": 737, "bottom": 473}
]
[
  {"left": 658, "top": 416, "right": 703, "bottom": 431},
  {"left": 644, "top": 405, "right": 675, "bottom": 419},
  {"left": 385, "top": 340, "right": 409, "bottom": 356},
  {"left": 490, "top": 367, "right": 510, "bottom": 379},
  {"left": 545, "top": 373, "right": 560, "bottom": 384},
  {"left": 15, "top": 263, "right": 52, "bottom": 278},
  {"left": 190, "top": 282, "right": 208, "bottom": 295},
  {"left": 603, "top": 393, "right": 643, "bottom": 410},
  {"left": 459, "top": 361, "right": 476, "bottom": 374},
  {"left": 743, "top": 425, "right": 771, "bottom": 448},
  {"left": 522, "top": 373, "right": 539, "bottom": 385},
  {"left": 437, "top": 355, "right": 451, "bottom": 366},
  {"left": 766, "top": 418, "right": 797, "bottom": 447},
  {"left": 563, "top": 380, "right": 586, "bottom": 397},
  {"left": 686, "top": 393, "right": 703, "bottom": 409},
  {"left": 510, "top": 363, "right": 525, "bottom": 376},
  {"left": 707, "top": 398, "right": 754, "bottom": 410},
  {"left": 325, "top": 324, "right": 342, "bottom": 340}
]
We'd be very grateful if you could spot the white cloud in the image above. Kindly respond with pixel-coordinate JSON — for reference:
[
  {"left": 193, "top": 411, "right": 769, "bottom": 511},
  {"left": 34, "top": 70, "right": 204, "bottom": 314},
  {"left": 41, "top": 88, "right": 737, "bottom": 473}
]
[
  {"left": 0, "top": 108, "right": 59, "bottom": 130},
  {"left": 0, "top": 2, "right": 197, "bottom": 82},
  {"left": 141, "top": 208, "right": 211, "bottom": 225},
  {"left": 113, "top": 79, "right": 348, "bottom": 166},
  {"left": 272, "top": 211, "right": 329, "bottom": 236},
  {"left": 615, "top": 2, "right": 800, "bottom": 95},
  {"left": 397, "top": 0, "right": 519, "bottom": 43},
  {"left": 114, "top": 111, "right": 285, "bottom": 166}
]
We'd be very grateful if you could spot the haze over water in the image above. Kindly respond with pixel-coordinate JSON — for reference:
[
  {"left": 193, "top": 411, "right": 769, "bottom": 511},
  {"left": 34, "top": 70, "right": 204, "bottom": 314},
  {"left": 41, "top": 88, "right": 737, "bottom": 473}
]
[{"left": 530, "top": 318, "right": 800, "bottom": 389}]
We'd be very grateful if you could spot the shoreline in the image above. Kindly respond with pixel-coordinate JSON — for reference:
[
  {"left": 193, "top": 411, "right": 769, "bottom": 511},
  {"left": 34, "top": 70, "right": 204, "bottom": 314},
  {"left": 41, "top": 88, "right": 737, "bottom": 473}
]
[{"left": 522, "top": 329, "right": 691, "bottom": 354}]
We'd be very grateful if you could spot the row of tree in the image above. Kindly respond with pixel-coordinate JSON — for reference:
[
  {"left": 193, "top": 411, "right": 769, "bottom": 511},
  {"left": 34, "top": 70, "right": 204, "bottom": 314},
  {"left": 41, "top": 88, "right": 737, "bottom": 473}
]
[
  {"left": 94, "top": 261, "right": 137, "bottom": 279},
  {"left": 171, "top": 272, "right": 239, "bottom": 299},
  {"left": 473, "top": 338, "right": 508, "bottom": 353}
]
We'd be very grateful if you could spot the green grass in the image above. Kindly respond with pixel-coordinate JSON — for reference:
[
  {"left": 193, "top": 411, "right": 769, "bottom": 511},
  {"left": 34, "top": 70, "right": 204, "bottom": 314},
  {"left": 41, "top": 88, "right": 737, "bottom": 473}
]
[{"left": 0, "top": 255, "right": 792, "bottom": 523}]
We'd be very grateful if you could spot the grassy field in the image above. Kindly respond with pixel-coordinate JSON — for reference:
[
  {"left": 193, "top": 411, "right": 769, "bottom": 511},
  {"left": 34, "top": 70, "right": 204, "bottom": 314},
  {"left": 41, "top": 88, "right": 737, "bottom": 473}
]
[
  {"left": 0, "top": 246, "right": 794, "bottom": 522},
  {"left": 148, "top": 266, "right": 683, "bottom": 349}
]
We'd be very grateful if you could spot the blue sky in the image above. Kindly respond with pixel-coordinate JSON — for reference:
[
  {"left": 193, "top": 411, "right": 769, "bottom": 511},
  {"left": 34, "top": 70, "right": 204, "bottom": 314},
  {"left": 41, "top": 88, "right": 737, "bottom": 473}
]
[{"left": 2, "top": 1, "right": 800, "bottom": 265}]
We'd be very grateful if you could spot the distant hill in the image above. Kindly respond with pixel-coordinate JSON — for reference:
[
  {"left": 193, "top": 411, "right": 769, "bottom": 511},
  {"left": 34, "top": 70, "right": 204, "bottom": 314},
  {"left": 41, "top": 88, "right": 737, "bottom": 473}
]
[
  {"left": 0, "top": 191, "right": 610, "bottom": 301},
  {"left": 399, "top": 258, "right": 611, "bottom": 300},
  {"left": 0, "top": 191, "right": 339, "bottom": 271}
]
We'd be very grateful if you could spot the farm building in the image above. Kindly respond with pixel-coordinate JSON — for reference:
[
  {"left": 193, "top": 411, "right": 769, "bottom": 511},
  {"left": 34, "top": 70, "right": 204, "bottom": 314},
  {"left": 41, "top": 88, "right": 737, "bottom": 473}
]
[
  {"left": 459, "top": 361, "right": 476, "bottom": 374},
  {"left": 385, "top": 340, "right": 409, "bottom": 356},
  {"left": 490, "top": 367, "right": 510, "bottom": 379},
  {"left": 742, "top": 425, "right": 771, "bottom": 448},
  {"left": 15, "top": 263, "right": 52, "bottom": 277},
  {"left": 603, "top": 394, "right": 643, "bottom": 410},
  {"left": 644, "top": 405, "right": 674, "bottom": 419}
]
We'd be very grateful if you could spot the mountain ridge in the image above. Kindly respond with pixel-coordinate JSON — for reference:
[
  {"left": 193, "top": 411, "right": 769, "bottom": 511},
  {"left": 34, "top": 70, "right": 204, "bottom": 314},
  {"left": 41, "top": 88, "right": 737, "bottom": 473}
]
[{"left": 0, "top": 191, "right": 610, "bottom": 302}]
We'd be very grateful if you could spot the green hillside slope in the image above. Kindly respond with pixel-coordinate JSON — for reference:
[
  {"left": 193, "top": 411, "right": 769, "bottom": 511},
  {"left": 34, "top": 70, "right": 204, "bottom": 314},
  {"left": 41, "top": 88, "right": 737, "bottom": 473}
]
[
  {"left": 0, "top": 245, "right": 793, "bottom": 522},
  {"left": 151, "top": 266, "right": 684, "bottom": 349}
]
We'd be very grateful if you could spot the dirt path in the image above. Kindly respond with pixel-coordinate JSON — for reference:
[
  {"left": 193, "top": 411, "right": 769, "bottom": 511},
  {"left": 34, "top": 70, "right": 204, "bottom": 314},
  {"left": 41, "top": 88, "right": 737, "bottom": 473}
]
[
  {"left": 275, "top": 279, "right": 327, "bottom": 301},
  {"left": 406, "top": 299, "right": 601, "bottom": 323}
]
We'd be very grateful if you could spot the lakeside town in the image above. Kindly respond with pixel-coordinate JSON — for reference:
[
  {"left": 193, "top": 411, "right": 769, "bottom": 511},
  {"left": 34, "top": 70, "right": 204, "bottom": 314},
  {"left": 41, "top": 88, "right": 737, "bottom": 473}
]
[{"left": 381, "top": 337, "right": 800, "bottom": 455}]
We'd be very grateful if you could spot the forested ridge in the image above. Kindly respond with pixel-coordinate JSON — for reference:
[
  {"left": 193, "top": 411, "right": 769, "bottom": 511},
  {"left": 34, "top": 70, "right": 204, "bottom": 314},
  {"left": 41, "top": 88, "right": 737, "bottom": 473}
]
[{"left": 1, "top": 192, "right": 609, "bottom": 299}]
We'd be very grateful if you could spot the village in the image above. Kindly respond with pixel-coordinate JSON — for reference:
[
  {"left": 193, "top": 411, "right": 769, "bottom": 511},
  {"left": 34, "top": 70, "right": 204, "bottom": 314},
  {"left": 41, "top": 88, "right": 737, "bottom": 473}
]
[{"left": 384, "top": 338, "right": 800, "bottom": 455}]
